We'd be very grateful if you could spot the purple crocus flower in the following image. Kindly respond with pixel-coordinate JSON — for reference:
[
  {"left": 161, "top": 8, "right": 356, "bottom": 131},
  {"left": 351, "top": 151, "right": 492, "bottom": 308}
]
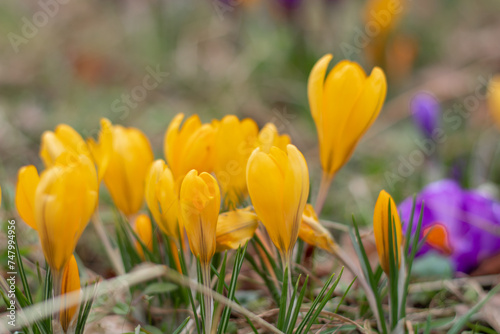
[
  {"left": 399, "top": 180, "right": 500, "bottom": 273},
  {"left": 410, "top": 92, "right": 441, "bottom": 138}
]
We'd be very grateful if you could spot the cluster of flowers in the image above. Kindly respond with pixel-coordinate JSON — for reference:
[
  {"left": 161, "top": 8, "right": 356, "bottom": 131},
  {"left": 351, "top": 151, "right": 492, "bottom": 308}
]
[{"left": 12, "top": 53, "right": 406, "bottom": 332}]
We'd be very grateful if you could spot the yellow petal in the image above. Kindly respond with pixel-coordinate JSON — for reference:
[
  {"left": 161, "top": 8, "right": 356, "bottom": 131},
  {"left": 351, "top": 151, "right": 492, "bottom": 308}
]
[
  {"left": 134, "top": 214, "right": 154, "bottom": 259},
  {"left": 215, "top": 207, "right": 258, "bottom": 252},
  {"left": 489, "top": 75, "right": 500, "bottom": 129},
  {"left": 307, "top": 54, "right": 333, "bottom": 125},
  {"left": 87, "top": 118, "right": 113, "bottom": 182},
  {"left": 373, "top": 190, "right": 402, "bottom": 275},
  {"left": 60, "top": 255, "right": 80, "bottom": 332},
  {"left": 257, "top": 123, "right": 291, "bottom": 153},
  {"left": 36, "top": 154, "right": 98, "bottom": 272},
  {"left": 299, "top": 204, "right": 337, "bottom": 253},
  {"left": 180, "top": 170, "right": 220, "bottom": 264},
  {"left": 103, "top": 124, "right": 154, "bottom": 216},
  {"left": 15, "top": 165, "right": 40, "bottom": 230},
  {"left": 40, "top": 125, "right": 91, "bottom": 168}
]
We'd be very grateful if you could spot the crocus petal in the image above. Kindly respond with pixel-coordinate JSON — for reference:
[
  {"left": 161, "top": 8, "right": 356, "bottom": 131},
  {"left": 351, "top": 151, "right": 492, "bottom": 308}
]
[
  {"left": 373, "top": 190, "right": 402, "bottom": 275},
  {"left": 134, "top": 214, "right": 154, "bottom": 259},
  {"left": 216, "top": 208, "right": 258, "bottom": 252},
  {"left": 488, "top": 76, "right": 500, "bottom": 129},
  {"left": 257, "top": 123, "right": 291, "bottom": 153},
  {"left": 15, "top": 165, "right": 40, "bottom": 230},
  {"left": 299, "top": 204, "right": 337, "bottom": 253},
  {"left": 60, "top": 255, "right": 80, "bottom": 332}
]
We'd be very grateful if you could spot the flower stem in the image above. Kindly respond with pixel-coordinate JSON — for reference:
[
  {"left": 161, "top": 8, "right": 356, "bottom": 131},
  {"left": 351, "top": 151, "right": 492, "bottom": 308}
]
[
  {"left": 315, "top": 171, "right": 333, "bottom": 216},
  {"left": 52, "top": 269, "right": 63, "bottom": 324},
  {"left": 202, "top": 263, "right": 213, "bottom": 334},
  {"left": 92, "top": 212, "right": 125, "bottom": 275}
]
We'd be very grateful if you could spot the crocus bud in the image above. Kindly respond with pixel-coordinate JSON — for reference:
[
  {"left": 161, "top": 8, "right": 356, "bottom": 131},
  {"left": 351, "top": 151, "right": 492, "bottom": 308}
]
[
  {"left": 145, "top": 160, "right": 180, "bottom": 240},
  {"left": 16, "top": 165, "right": 40, "bottom": 230},
  {"left": 101, "top": 122, "right": 154, "bottom": 217},
  {"left": 180, "top": 170, "right": 221, "bottom": 264},
  {"left": 60, "top": 255, "right": 81, "bottom": 332},
  {"left": 35, "top": 153, "right": 98, "bottom": 273},
  {"left": 299, "top": 204, "right": 337, "bottom": 254},
  {"left": 213, "top": 115, "right": 258, "bottom": 208},
  {"left": 164, "top": 113, "right": 216, "bottom": 180},
  {"left": 256, "top": 123, "right": 291, "bottom": 153},
  {"left": 410, "top": 92, "right": 441, "bottom": 138},
  {"left": 134, "top": 214, "right": 154, "bottom": 259},
  {"left": 308, "top": 54, "right": 387, "bottom": 179},
  {"left": 40, "top": 124, "right": 92, "bottom": 168},
  {"left": 246, "top": 144, "right": 309, "bottom": 258},
  {"left": 488, "top": 75, "right": 500, "bottom": 129},
  {"left": 373, "top": 190, "right": 403, "bottom": 275},
  {"left": 215, "top": 207, "right": 259, "bottom": 252}
]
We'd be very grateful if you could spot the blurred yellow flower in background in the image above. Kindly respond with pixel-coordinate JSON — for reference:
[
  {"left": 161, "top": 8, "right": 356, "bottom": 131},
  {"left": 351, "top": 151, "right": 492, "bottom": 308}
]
[
  {"left": 180, "top": 169, "right": 220, "bottom": 264},
  {"left": 60, "top": 255, "right": 81, "bottom": 333},
  {"left": 373, "top": 189, "right": 402, "bottom": 275},
  {"left": 246, "top": 144, "right": 309, "bottom": 260},
  {"left": 213, "top": 115, "right": 258, "bottom": 208},
  {"left": 133, "top": 214, "right": 154, "bottom": 259},
  {"left": 98, "top": 121, "right": 154, "bottom": 217},
  {"left": 215, "top": 207, "right": 259, "bottom": 252},
  {"left": 40, "top": 124, "right": 92, "bottom": 168},
  {"left": 35, "top": 153, "right": 98, "bottom": 273},
  {"left": 164, "top": 113, "right": 216, "bottom": 180},
  {"left": 15, "top": 165, "right": 40, "bottom": 230},
  {"left": 256, "top": 123, "right": 291, "bottom": 153},
  {"left": 488, "top": 75, "right": 500, "bottom": 129}
]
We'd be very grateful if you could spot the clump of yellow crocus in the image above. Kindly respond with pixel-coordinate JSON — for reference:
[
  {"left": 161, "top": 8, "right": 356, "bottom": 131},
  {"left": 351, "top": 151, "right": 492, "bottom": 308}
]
[
  {"left": 246, "top": 144, "right": 309, "bottom": 295},
  {"left": 213, "top": 115, "right": 258, "bottom": 208},
  {"left": 60, "top": 255, "right": 81, "bottom": 332},
  {"left": 164, "top": 113, "right": 216, "bottom": 180},
  {"left": 308, "top": 54, "right": 387, "bottom": 213},
  {"left": 373, "top": 190, "right": 402, "bottom": 275},
  {"left": 256, "top": 123, "right": 291, "bottom": 153},
  {"left": 488, "top": 75, "right": 500, "bottom": 129},
  {"left": 215, "top": 207, "right": 259, "bottom": 252},
  {"left": 93, "top": 121, "right": 154, "bottom": 217},
  {"left": 133, "top": 214, "right": 154, "bottom": 260},
  {"left": 180, "top": 169, "right": 220, "bottom": 334}
]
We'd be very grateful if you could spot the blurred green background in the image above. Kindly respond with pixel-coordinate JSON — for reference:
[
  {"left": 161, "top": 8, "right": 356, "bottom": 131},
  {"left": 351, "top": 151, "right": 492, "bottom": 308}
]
[{"left": 1, "top": 0, "right": 500, "bottom": 227}]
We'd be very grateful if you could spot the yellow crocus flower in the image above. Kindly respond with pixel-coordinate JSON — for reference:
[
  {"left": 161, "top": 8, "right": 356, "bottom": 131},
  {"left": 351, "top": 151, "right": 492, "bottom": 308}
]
[
  {"left": 98, "top": 122, "right": 154, "bottom": 217},
  {"left": 488, "top": 75, "right": 500, "bottom": 129},
  {"left": 164, "top": 113, "right": 216, "bottom": 180},
  {"left": 213, "top": 115, "right": 258, "bottom": 208},
  {"left": 308, "top": 54, "right": 387, "bottom": 179},
  {"left": 179, "top": 169, "right": 220, "bottom": 264},
  {"left": 60, "top": 255, "right": 81, "bottom": 333},
  {"left": 298, "top": 204, "right": 337, "bottom": 254},
  {"left": 133, "top": 214, "right": 154, "bottom": 259},
  {"left": 145, "top": 159, "right": 180, "bottom": 240},
  {"left": 40, "top": 124, "right": 92, "bottom": 167},
  {"left": 256, "top": 123, "right": 291, "bottom": 153},
  {"left": 35, "top": 153, "right": 98, "bottom": 273},
  {"left": 15, "top": 165, "right": 40, "bottom": 230},
  {"left": 246, "top": 144, "right": 309, "bottom": 260},
  {"left": 215, "top": 207, "right": 259, "bottom": 252},
  {"left": 373, "top": 190, "right": 403, "bottom": 275}
]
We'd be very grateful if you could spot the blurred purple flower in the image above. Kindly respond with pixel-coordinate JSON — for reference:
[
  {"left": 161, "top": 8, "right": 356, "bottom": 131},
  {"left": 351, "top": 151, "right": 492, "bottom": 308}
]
[
  {"left": 410, "top": 92, "right": 441, "bottom": 138},
  {"left": 275, "top": 0, "right": 301, "bottom": 10},
  {"left": 399, "top": 180, "right": 500, "bottom": 273}
]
